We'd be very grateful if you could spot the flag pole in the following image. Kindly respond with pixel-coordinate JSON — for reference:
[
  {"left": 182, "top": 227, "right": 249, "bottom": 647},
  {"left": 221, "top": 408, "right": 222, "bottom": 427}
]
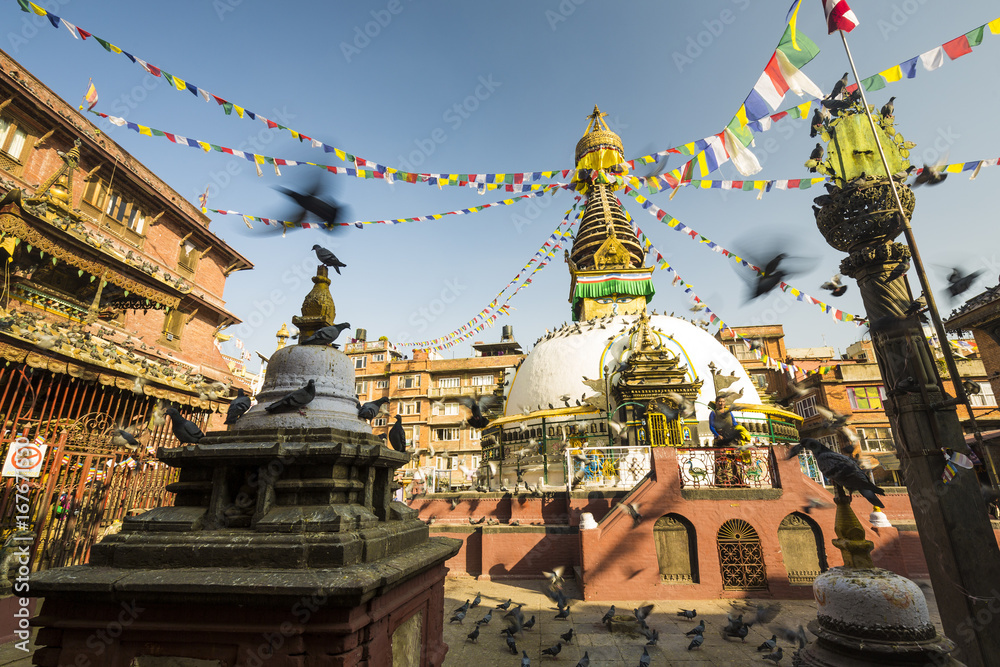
[{"left": 835, "top": 29, "right": 986, "bottom": 457}]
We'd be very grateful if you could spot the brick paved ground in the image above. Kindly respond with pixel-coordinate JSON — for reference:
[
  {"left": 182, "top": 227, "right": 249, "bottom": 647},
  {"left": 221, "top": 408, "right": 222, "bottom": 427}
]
[{"left": 0, "top": 576, "right": 942, "bottom": 666}]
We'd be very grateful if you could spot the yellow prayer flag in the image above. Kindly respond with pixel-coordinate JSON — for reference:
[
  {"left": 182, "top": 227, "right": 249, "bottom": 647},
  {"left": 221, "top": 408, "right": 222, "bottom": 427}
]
[
  {"left": 683, "top": 142, "right": 696, "bottom": 154},
  {"left": 173, "top": 76, "right": 186, "bottom": 91},
  {"left": 699, "top": 180, "right": 712, "bottom": 189},
  {"left": 880, "top": 65, "right": 903, "bottom": 83},
  {"left": 138, "top": 126, "right": 152, "bottom": 136},
  {"left": 334, "top": 148, "right": 346, "bottom": 161},
  {"left": 29, "top": 2, "right": 47, "bottom": 16},
  {"left": 735, "top": 105, "right": 749, "bottom": 127},
  {"left": 696, "top": 152, "right": 709, "bottom": 177},
  {"left": 796, "top": 101, "right": 812, "bottom": 117},
  {"left": 944, "top": 163, "right": 963, "bottom": 173},
  {"left": 254, "top": 154, "right": 265, "bottom": 164},
  {"left": 233, "top": 105, "right": 245, "bottom": 118},
  {"left": 989, "top": 17, "right": 1000, "bottom": 34},
  {"left": 110, "top": 44, "right": 123, "bottom": 54},
  {"left": 198, "top": 141, "right": 211, "bottom": 152}
]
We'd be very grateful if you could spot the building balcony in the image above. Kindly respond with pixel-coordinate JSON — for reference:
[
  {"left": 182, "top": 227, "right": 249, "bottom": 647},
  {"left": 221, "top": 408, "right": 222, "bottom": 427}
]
[
  {"left": 676, "top": 447, "right": 777, "bottom": 490},
  {"left": 428, "top": 384, "right": 495, "bottom": 398}
]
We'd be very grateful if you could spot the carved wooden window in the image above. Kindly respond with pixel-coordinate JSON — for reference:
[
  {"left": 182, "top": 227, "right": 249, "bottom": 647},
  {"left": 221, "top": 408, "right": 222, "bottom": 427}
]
[
  {"left": 161, "top": 309, "right": 185, "bottom": 347},
  {"left": 0, "top": 114, "right": 32, "bottom": 175},
  {"left": 82, "top": 178, "right": 147, "bottom": 245},
  {"left": 177, "top": 242, "right": 200, "bottom": 275}
]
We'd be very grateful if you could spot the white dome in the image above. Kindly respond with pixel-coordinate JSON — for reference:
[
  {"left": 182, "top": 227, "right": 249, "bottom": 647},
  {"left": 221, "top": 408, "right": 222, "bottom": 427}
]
[{"left": 505, "top": 314, "right": 761, "bottom": 421}]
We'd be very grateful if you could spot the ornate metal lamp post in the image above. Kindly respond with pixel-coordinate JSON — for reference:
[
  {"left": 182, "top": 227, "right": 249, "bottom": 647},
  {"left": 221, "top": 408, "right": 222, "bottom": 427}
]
[{"left": 811, "top": 99, "right": 1000, "bottom": 666}]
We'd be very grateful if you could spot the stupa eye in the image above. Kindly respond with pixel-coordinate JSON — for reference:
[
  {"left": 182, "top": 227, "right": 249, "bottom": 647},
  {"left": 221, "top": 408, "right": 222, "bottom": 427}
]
[
  {"left": 615, "top": 296, "right": 633, "bottom": 304},
  {"left": 594, "top": 297, "right": 614, "bottom": 304}
]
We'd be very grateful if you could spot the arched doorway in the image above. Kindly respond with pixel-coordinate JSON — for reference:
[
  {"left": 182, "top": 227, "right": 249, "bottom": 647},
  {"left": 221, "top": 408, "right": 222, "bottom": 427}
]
[
  {"left": 777, "top": 513, "right": 828, "bottom": 585},
  {"left": 717, "top": 519, "right": 767, "bottom": 591},
  {"left": 653, "top": 514, "right": 698, "bottom": 583}
]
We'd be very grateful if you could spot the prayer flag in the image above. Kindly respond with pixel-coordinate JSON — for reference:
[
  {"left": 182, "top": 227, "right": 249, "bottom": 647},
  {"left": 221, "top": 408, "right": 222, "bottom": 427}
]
[
  {"left": 82, "top": 80, "right": 98, "bottom": 110},
  {"left": 821, "top": 0, "right": 859, "bottom": 34}
]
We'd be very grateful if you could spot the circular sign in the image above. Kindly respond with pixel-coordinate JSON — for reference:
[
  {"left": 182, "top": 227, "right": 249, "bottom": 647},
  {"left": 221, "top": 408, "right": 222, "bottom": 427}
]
[{"left": 12, "top": 444, "right": 43, "bottom": 470}]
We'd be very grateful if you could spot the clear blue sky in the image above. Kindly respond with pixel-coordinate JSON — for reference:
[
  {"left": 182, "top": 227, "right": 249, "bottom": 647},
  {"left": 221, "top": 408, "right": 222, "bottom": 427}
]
[{"left": 7, "top": 1, "right": 1000, "bottom": 365}]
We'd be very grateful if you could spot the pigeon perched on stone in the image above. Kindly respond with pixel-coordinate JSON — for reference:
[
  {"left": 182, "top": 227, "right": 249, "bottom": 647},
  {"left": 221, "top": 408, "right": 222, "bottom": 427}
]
[
  {"left": 506, "top": 634, "right": 518, "bottom": 655},
  {"left": 471, "top": 592, "right": 482, "bottom": 608},
  {"left": 758, "top": 635, "right": 778, "bottom": 652},
  {"left": 449, "top": 610, "right": 465, "bottom": 624},
  {"left": 602, "top": 605, "right": 616, "bottom": 624},
  {"left": 225, "top": 388, "right": 252, "bottom": 425},
  {"left": 685, "top": 620, "right": 705, "bottom": 636},
  {"left": 521, "top": 650, "right": 531, "bottom": 667},
  {"left": 296, "top": 322, "right": 351, "bottom": 347},
  {"left": 466, "top": 625, "right": 479, "bottom": 642},
  {"left": 111, "top": 428, "right": 140, "bottom": 450},
  {"left": 496, "top": 598, "right": 512, "bottom": 610},
  {"left": 541, "top": 642, "right": 562, "bottom": 657},
  {"left": 687, "top": 633, "right": 704, "bottom": 650},
  {"left": 789, "top": 438, "right": 885, "bottom": 505},
  {"left": 164, "top": 407, "right": 204, "bottom": 444},
  {"left": 638, "top": 646, "right": 651, "bottom": 667},
  {"left": 311, "top": 244, "right": 347, "bottom": 274},
  {"left": 575, "top": 652, "right": 590, "bottom": 667},
  {"left": 677, "top": 608, "right": 696, "bottom": 619},
  {"left": 762, "top": 646, "right": 783, "bottom": 664},
  {"left": 454, "top": 600, "right": 470, "bottom": 614},
  {"left": 476, "top": 610, "right": 492, "bottom": 626},
  {"left": 388, "top": 415, "right": 406, "bottom": 452},
  {"left": 358, "top": 397, "right": 389, "bottom": 422},
  {"left": 522, "top": 615, "right": 535, "bottom": 630},
  {"left": 560, "top": 628, "right": 574, "bottom": 644},
  {"left": 264, "top": 379, "right": 316, "bottom": 414}
]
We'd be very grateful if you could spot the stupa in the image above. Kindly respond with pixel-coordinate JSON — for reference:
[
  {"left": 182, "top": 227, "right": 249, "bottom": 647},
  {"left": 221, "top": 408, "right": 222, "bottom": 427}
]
[{"left": 28, "top": 265, "right": 461, "bottom": 666}]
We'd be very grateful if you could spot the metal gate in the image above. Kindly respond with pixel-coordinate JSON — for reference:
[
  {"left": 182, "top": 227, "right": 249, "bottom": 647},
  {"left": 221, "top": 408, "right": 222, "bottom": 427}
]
[{"left": 717, "top": 518, "right": 767, "bottom": 591}]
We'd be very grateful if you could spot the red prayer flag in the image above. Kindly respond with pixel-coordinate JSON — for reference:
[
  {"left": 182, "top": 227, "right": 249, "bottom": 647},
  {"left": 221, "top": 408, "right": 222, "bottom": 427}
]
[
  {"left": 821, "top": 0, "right": 859, "bottom": 34},
  {"left": 942, "top": 35, "right": 972, "bottom": 59}
]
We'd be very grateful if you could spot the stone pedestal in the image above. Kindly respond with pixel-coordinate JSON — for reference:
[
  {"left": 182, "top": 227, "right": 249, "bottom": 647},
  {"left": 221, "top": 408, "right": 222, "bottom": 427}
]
[{"left": 27, "top": 345, "right": 461, "bottom": 666}]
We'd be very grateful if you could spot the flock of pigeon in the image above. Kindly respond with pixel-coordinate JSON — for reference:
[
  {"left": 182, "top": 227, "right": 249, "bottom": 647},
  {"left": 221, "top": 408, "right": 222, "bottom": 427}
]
[{"left": 447, "top": 581, "right": 811, "bottom": 665}]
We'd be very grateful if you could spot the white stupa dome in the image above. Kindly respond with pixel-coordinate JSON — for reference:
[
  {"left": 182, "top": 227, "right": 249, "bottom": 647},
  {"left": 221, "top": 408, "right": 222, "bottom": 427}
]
[{"left": 504, "top": 314, "right": 761, "bottom": 422}]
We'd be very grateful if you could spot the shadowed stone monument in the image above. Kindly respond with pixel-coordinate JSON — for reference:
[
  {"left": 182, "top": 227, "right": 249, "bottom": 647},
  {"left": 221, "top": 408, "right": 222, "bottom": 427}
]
[{"left": 28, "top": 265, "right": 460, "bottom": 666}]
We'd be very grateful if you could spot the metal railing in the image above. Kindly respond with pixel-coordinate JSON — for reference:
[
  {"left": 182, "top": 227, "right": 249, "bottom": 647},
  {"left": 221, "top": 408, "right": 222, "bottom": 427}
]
[
  {"left": 676, "top": 447, "right": 777, "bottom": 489},
  {"left": 428, "top": 384, "right": 495, "bottom": 398},
  {"left": 564, "top": 444, "right": 651, "bottom": 491}
]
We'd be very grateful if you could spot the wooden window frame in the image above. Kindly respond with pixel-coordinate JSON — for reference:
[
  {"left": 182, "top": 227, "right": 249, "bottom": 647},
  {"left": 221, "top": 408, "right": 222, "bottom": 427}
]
[{"left": 0, "top": 112, "right": 35, "bottom": 177}]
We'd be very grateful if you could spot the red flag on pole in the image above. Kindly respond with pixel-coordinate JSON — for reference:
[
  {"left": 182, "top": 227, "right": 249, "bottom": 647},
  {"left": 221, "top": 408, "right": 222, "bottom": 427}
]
[{"left": 821, "top": 0, "right": 859, "bottom": 34}]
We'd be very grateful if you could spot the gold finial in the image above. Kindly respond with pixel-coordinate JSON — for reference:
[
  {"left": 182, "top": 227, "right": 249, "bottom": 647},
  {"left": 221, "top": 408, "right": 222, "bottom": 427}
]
[
  {"left": 275, "top": 323, "right": 291, "bottom": 350},
  {"left": 291, "top": 265, "right": 336, "bottom": 341},
  {"left": 830, "top": 487, "right": 875, "bottom": 568},
  {"left": 584, "top": 105, "right": 610, "bottom": 133}
]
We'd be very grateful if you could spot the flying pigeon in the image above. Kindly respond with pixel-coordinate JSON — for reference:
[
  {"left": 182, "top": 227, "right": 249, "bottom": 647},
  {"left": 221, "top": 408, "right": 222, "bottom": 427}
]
[
  {"left": 111, "top": 428, "right": 140, "bottom": 450},
  {"left": 358, "top": 397, "right": 389, "bottom": 422},
  {"left": 296, "top": 322, "right": 351, "bottom": 347},
  {"left": 914, "top": 163, "right": 947, "bottom": 186},
  {"left": 820, "top": 274, "right": 847, "bottom": 297},
  {"left": 458, "top": 394, "right": 501, "bottom": 429},
  {"left": 388, "top": 415, "right": 406, "bottom": 452},
  {"left": 225, "top": 388, "right": 252, "bottom": 425},
  {"left": 264, "top": 379, "right": 316, "bottom": 414},
  {"left": 164, "top": 407, "right": 205, "bottom": 444},
  {"left": 789, "top": 438, "right": 885, "bottom": 505},
  {"left": 946, "top": 267, "right": 983, "bottom": 298},
  {"left": 311, "top": 244, "right": 347, "bottom": 274},
  {"left": 752, "top": 253, "right": 789, "bottom": 299}
]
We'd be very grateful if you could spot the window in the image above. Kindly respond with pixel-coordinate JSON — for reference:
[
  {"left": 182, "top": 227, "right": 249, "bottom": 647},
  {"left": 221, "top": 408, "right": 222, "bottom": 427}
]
[
  {"left": 372, "top": 353, "right": 385, "bottom": 362},
  {"left": 438, "top": 377, "right": 460, "bottom": 388},
  {"left": 469, "top": 428, "right": 481, "bottom": 440},
  {"left": 432, "top": 402, "right": 460, "bottom": 416},
  {"left": 161, "top": 309, "right": 186, "bottom": 347},
  {"left": 968, "top": 381, "right": 997, "bottom": 407},
  {"left": 727, "top": 343, "right": 757, "bottom": 361},
  {"left": 82, "top": 178, "right": 148, "bottom": 244},
  {"left": 400, "top": 401, "right": 420, "bottom": 415},
  {"left": 399, "top": 374, "right": 419, "bottom": 389},
  {"left": 177, "top": 242, "right": 201, "bottom": 274},
  {"left": 849, "top": 386, "right": 885, "bottom": 411},
  {"left": 0, "top": 115, "right": 29, "bottom": 167},
  {"left": 355, "top": 381, "right": 368, "bottom": 395},
  {"left": 856, "top": 427, "right": 895, "bottom": 452},
  {"left": 434, "top": 428, "right": 460, "bottom": 441},
  {"left": 795, "top": 395, "right": 818, "bottom": 419},
  {"left": 750, "top": 372, "right": 768, "bottom": 390},
  {"left": 449, "top": 456, "right": 458, "bottom": 470},
  {"left": 470, "top": 374, "right": 494, "bottom": 386},
  {"left": 372, "top": 417, "right": 387, "bottom": 427},
  {"left": 375, "top": 379, "right": 388, "bottom": 389},
  {"left": 404, "top": 425, "right": 420, "bottom": 442},
  {"left": 354, "top": 356, "right": 367, "bottom": 370}
]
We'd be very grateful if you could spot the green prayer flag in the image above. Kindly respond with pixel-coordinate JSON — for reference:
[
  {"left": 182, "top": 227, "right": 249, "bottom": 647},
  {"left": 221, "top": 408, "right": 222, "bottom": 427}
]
[
  {"left": 17, "top": 0, "right": 30, "bottom": 12},
  {"left": 161, "top": 72, "right": 175, "bottom": 88},
  {"left": 222, "top": 102, "right": 234, "bottom": 115},
  {"left": 726, "top": 116, "right": 754, "bottom": 146},
  {"left": 966, "top": 25, "right": 985, "bottom": 47},
  {"left": 151, "top": 129, "right": 165, "bottom": 137},
  {"left": 776, "top": 25, "right": 820, "bottom": 69},
  {"left": 862, "top": 74, "right": 886, "bottom": 91},
  {"left": 95, "top": 37, "right": 114, "bottom": 53}
]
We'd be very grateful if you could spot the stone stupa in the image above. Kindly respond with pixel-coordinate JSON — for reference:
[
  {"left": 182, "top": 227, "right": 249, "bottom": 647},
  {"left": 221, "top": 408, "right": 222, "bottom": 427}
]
[{"left": 28, "top": 265, "right": 461, "bottom": 666}]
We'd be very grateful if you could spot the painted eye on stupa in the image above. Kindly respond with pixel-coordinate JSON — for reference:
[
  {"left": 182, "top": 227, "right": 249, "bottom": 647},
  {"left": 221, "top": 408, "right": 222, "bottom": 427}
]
[
  {"left": 614, "top": 296, "right": 634, "bottom": 304},
  {"left": 594, "top": 297, "right": 614, "bottom": 304}
]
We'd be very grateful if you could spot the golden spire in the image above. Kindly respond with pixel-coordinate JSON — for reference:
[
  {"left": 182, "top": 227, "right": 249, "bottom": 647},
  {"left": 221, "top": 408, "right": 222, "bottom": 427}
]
[{"left": 275, "top": 323, "right": 291, "bottom": 350}]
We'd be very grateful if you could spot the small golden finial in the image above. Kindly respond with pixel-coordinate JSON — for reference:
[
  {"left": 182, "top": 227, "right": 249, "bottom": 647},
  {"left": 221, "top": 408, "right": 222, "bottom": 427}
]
[
  {"left": 830, "top": 487, "right": 876, "bottom": 568},
  {"left": 275, "top": 323, "right": 291, "bottom": 350}
]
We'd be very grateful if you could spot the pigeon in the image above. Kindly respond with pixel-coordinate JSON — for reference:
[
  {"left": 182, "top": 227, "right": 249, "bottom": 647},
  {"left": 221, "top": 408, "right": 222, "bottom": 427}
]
[
  {"left": 455, "top": 600, "right": 470, "bottom": 614},
  {"left": 809, "top": 107, "right": 829, "bottom": 138},
  {"left": 946, "top": 268, "right": 983, "bottom": 298},
  {"left": 522, "top": 615, "right": 536, "bottom": 631},
  {"left": 802, "top": 497, "right": 835, "bottom": 514},
  {"left": 677, "top": 608, "right": 696, "bottom": 619},
  {"left": 458, "top": 394, "right": 501, "bottom": 429},
  {"left": 388, "top": 415, "right": 406, "bottom": 452},
  {"left": 555, "top": 606, "right": 570, "bottom": 620},
  {"left": 687, "top": 634, "right": 704, "bottom": 650},
  {"left": 601, "top": 605, "right": 616, "bottom": 624},
  {"left": 449, "top": 610, "right": 465, "bottom": 624},
  {"left": 496, "top": 599, "right": 512, "bottom": 610},
  {"left": 296, "top": 322, "right": 351, "bottom": 347},
  {"left": 762, "top": 647, "right": 783, "bottom": 664},
  {"left": 466, "top": 625, "right": 479, "bottom": 642},
  {"left": 225, "top": 388, "right": 252, "bottom": 425},
  {"left": 758, "top": 635, "right": 778, "bottom": 652},
  {"left": 541, "top": 642, "right": 562, "bottom": 657},
  {"left": 163, "top": 407, "right": 205, "bottom": 444},
  {"left": 476, "top": 610, "right": 492, "bottom": 626},
  {"left": 309, "top": 243, "right": 347, "bottom": 273},
  {"left": 735, "top": 601, "right": 784, "bottom": 626},
  {"left": 358, "top": 397, "right": 389, "bottom": 422},
  {"left": 790, "top": 438, "right": 885, "bottom": 505},
  {"left": 880, "top": 96, "right": 895, "bottom": 118},
  {"left": 620, "top": 501, "right": 643, "bottom": 527},
  {"left": 506, "top": 634, "right": 518, "bottom": 655},
  {"left": 264, "top": 379, "right": 316, "bottom": 414},
  {"left": 638, "top": 646, "right": 651, "bottom": 667},
  {"left": 560, "top": 628, "right": 574, "bottom": 644},
  {"left": 111, "top": 428, "right": 140, "bottom": 450},
  {"left": 774, "top": 624, "right": 809, "bottom": 649},
  {"left": 805, "top": 143, "right": 824, "bottom": 172},
  {"left": 723, "top": 624, "right": 750, "bottom": 642},
  {"left": 826, "top": 72, "right": 849, "bottom": 101},
  {"left": 274, "top": 177, "right": 344, "bottom": 229},
  {"left": 575, "top": 652, "right": 590, "bottom": 667},
  {"left": 683, "top": 620, "right": 705, "bottom": 637},
  {"left": 665, "top": 392, "right": 696, "bottom": 419},
  {"left": 522, "top": 650, "right": 531, "bottom": 667},
  {"left": 820, "top": 274, "right": 847, "bottom": 297},
  {"left": 470, "top": 592, "right": 481, "bottom": 608},
  {"left": 643, "top": 627, "right": 659, "bottom": 646},
  {"left": 634, "top": 604, "right": 654, "bottom": 626},
  {"left": 913, "top": 163, "right": 947, "bottom": 186},
  {"left": 752, "top": 253, "right": 789, "bottom": 299}
]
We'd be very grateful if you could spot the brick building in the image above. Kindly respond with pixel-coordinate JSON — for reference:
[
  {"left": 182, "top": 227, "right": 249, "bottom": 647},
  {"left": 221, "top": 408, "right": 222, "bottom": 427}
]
[
  {"left": 345, "top": 327, "right": 523, "bottom": 491},
  {"left": 0, "top": 47, "right": 252, "bottom": 576}
]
